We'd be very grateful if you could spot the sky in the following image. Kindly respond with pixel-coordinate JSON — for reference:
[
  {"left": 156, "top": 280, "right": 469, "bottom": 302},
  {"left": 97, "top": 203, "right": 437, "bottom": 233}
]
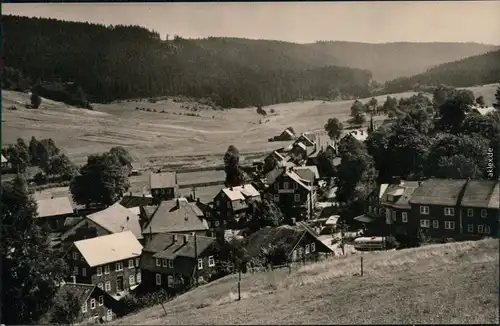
[{"left": 4, "top": 1, "right": 500, "bottom": 45}]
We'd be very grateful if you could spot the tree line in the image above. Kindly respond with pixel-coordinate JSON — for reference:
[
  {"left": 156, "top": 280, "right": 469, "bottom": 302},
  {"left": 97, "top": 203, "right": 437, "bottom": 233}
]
[{"left": 3, "top": 15, "right": 372, "bottom": 109}]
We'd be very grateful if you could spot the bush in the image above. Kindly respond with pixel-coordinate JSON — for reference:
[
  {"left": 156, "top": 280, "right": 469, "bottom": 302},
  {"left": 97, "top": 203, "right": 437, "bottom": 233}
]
[
  {"left": 119, "top": 289, "right": 170, "bottom": 316},
  {"left": 7, "top": 106, "right": 18, "bottom": 110},
  {"left": 33, "top": 172, "right": 48, "bottom": 185}
]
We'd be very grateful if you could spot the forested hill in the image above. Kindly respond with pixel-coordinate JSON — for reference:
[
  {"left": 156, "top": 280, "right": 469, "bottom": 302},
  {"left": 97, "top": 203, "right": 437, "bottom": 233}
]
[
  {"left": 383, "top": 49, "right": 500, "bottom": 94},
  {"left": 307, "top": 41, "right": 498, "bottom": 82},
  {"left": 2, "top": 15, "right": 371, "bottom": 108},
  {"left": 3, "top": 15, "right": 497, "bottom": 108}
]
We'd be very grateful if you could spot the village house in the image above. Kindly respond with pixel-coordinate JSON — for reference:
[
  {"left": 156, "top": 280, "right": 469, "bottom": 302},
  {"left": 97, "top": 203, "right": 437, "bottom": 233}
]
[
  {"left": 212, "top": 184, "right": 261, "bottom": 229},
  {"left": 408, "top": 178, "right": 468, "bottom": 238},
  {"left": 120, "top": 193, "right": 155, "bottom": 209},
  {"left": 265, "top": 167, "right": 315, "bottom": 221},
  {"left": 460, "top": 180, "right": 499, "bottom": 237},
  {"left": 140, "top": 233, "right": 219, "bottom": 293},
  {"left": 293, "top": 166, "right": 320, "bottom": 186},
  {"left": 379, "top": 180, "right": 421, "bottom": 236},
  {"left": 342, "top": 129, "right": 368, "bottom": 143},
  {"left": 35, "top": 196, "right": 75, "bottom": 233},
  {"left": 275, "top": 128, "right": 296, "bottom": 141},
  {"left": 241, "top": 222, "right": 335, "bottom": 267},
  {"left": 150, "top": 171, "right": 178, "bottom": 201},
  {"left": 1, "top": 154, "right": 9, "bottom": 170},
  {"left": 65, "top": 231, "right": 143, "bottom": 298},
  {"left": 59, "top": 202, "right": 143, "bottom": 250},
  {"left": 142, "top": 198, "right": 209, "bottom": 237},
  {"left": 354, "top": 183, "right": 391, "bottom": 227},
  {"left": 40, "top": 283, "right": 122, "bottom": 324}
]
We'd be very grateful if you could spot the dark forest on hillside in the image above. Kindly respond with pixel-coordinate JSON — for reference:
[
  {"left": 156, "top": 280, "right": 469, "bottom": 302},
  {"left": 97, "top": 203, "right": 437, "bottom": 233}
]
[
  {"left": 2, "top": 15, "right": 372, "bottom": 108},
  {"left": 383, "top": 50, "right": 500, "bottom": 94}
]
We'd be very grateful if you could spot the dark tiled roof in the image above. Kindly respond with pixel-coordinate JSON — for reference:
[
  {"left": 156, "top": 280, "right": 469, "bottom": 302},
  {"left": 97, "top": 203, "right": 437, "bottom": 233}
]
[
  {"left": 141, "top": 205, "right": 159, "bottom": 221},
  {"left": 150, "top": 172, "right": 177, "bottom": 189},
  {"left": 265, "top": 166, "right": 285, "bottom": 185},
  {"left": 144, "top": 233, "right": 216, "bottom": 259},
  {"left": 142, "top": 199, "right": 209, "bottom": 234},
  {"left": 381, "top": 181, "right": 420, "bottom": 209},
  {"left": 461, "top": 180, "right": 499, "bottom": 208},
  {"left": 120, "top": 195, "right": 155, "bottom": 208},
  {"left": 409, "top": 179, "right": 467, "bottom": 206},
  {"left": 242, "top": 225, "right": 305, "bottom": 258}
]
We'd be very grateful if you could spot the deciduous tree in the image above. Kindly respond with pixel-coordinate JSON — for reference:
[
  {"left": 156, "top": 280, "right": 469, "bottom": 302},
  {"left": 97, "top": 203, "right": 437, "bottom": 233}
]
[
  {"left": 324, "top": 117, "right": 343, "bottom": 141},
  {"left": 223, "top": 145, "right": 244, "bottom": 187}
]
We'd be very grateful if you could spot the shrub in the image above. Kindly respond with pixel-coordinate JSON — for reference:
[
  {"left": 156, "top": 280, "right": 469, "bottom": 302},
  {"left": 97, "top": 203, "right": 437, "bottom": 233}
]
[
  {"left": 270, "top": 108, "right": 275, "bottom": 113},
  {"left": 119, "top": 289, "right": 170, "bottom": 316},
  {"left": 7, "top": 106, "right": 18, "bottom": 110}
]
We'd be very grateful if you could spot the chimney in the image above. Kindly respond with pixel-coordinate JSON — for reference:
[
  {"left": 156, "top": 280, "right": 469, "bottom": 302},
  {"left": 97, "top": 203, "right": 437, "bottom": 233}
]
[
  {"left": 173, "top": 234, "right": 178, "bottom": 242},
  {"left": 183, "top": 234, "right": 189, "bottom": 244},
  {"left": 392, "top": 176, "right": 401, "bottom": 185},
  {"left": 71, "top": 275, "right": 76, "bottom": 284}
]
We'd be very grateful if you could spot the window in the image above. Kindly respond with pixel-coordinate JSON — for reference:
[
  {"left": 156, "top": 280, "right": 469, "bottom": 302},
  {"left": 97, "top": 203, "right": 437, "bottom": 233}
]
[
  {"left": 104, "top": 265, "right": 110, "bottom": 275},
  {"left": 135, "top": 258, "right": 140, "bottom": 267},
  {"left": 481, "top": 209, "right": 487, "bottom": 218},
  {"left": 467, "top": 224, "right": 474, "bottom": 232},
  {"left": 284, "top": 182, "right": 289, "bottom": 189},
  {"left": 98, "top": 283, "right": 103, "bottom": 290},
  {"left": 294, "top": 194, "right": 301, "bottom": 202},
  {"left": 72, "top": 252, "right": 78, "bottom": 260},
  {"left": 115, "top": 262, "right": 123, "bottom": 271},
  {"left": 391, "top": 211, "right": 396, "bottom": 221},
  {"left": 128, "top": 259, "right": 134, "bottom": 269},
  {"left": 293, "top": 182, "right": 298, "bottom": 189},
  {"left": 208, "top": 256, "right": 215, "bottom": 267},
  {"left": 162, "top": 259, "right": 167, "bottom": 267},
  {"left": 444, "top": 208, "right": 454, "bottom": 216},
  {"left": 97, "top": 267, "right": 102, "bottom": 276},
  {"left": 227, "top": 201, "right": 231, "bottom": 209},
  {"left": 368, "top": 206, "right": 372, "bottom": 213},
  {"left": 82, "top": 268, "right": 87, "bottom": 277},
  {"left": 168, "top": 259, "right": 174, "bottom": 268},
  {"left": 274, "top": 183, "right": 279, "bottom": 190},
  {"left": 206, "top": 211, "right": 211, "bottom": 217},
  {"left": 156, "top": 258, "right": 161, "bottom": 267},
  {"left": 478, "top": 225, "right": 484, "bottom": 233},
  {"left": 432, "top": 220, "right": 439, "bottom": 228},
  {"left": 467, "top": 209, "right": 473, "bottom": 217},
  {"left": 485, "top": 225, "right": 491, "bottom": 234},
  {"left": 90, "top": 298, "right": 96, "bottom": 310},
  {"left": 274, "top": 194, "right": 279, "bottom": 202},
  {"left": 82, "top": 301, "right": 88, "bottom": 313},
  {"left": 98, "top": 295, "right": 103, "bottom": 306},
  {"left": 305, "top": 244, "right": 310, "bottom": 254},
  {"left": 105, "top": 281, "right": 111, "bottom": 292},
  {"left": 420, "top": 206, "right": 429, "bottom": 215},
  {"left": 136, "top": 272, "right": 142, "bottom": 283},
  {"left": 167, "top": 275, "right": 174, "bottom": 287},
  {"left": 292, "top": 250, "right": 297, "bottom": 260},
  {"left": 74, "top": 266, "right": 79, "bottom": 275},
  {"left": 215, "top": 200, "right": 220, "bottom": 207},
  {"left": 198, "top": 258, "right": 203, "bottom": 270},
  {"left": 155, "top": 273, "right": 162, "bottom": 285},
  {"left": 420, "top": 219, "right": 430, "bottom": 228},
  {"left": 444, "top": 221, "right": 455, "bottom": 230},
  {"left": 402, "top": 212, "right": 408, "bottom": 223},
  {"left": 129, "top": 275, "right": 135, "bottom": 286},
  {"left": 311, "top": 243, "right": 316, "bottom": 253},
  {"left": 107, "top": 310, "right": 113, "bottom": 321}
]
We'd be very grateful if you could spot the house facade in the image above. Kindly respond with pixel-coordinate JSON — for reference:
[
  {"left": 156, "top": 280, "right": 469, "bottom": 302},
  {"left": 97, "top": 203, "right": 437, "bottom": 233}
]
[
  {"left": 408, "top": 179, "right": 468, "bottom": 238},
  {"left": 212, "top": 184, "right": 261, "bottom": 229},
  {"left": 380, "top": 181, "right": 420, "bottom": 236},
  {"left": 266, "top": 168, "right": 315, "bottom": 221},
  {"left": 41, "top": 283, "right": 122, "bottom": 324},
  {"left": 140, "top": 233, "right": 218, "bottom": 293},
  {"left": 460, "top": 180, "right": 499, "bottom": 237},
  {"left": 150, "top": 171, "right": 178, "bottom": 201},
  {"left": 66, "top": 231, "right": 143, "bottom": 297}
]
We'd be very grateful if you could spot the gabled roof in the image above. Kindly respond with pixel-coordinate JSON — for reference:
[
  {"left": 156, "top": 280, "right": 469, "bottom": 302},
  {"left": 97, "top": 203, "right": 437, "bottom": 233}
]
[
  {"left": 488, "top": 182, "right": 499, "bottom": 209},
  {"left": 222, "top": 184, "right": 260, "bottom": 201},
  {"left": 381, "top": 181, "right": 420, "bottom": 209},
  {"left": 144, "top": 232, "right": 216, "bottom": 259},
  {"left": 296, "top": 134, "right": 315, "bottom": 147},
  {"left": 294, "top": 142, "right": 307, "bottom": 151},
  {"left": 87, "top": 202, "right": 143, "bottom": 240},
  {"left": 461, "top": 180, "right": 499, "bottom": 208},
  {"left": 74, "top": 231, "right": 143, "bottom": 267},
  {"left": 284, "top": 170, "right": 312, "bottom": 191},
  {"left": 36, "top": 197, "right": 74, "bottom": 218},
  {"left": 1, "top": 154, "right": 7, "bottom": 163},
  {"left": 119, "top": 195, "right": 154, "bottom": 208},
  {"left": 142, "top": 198, "right": 208, "bottom": 234},
  {"left": 266, "top": 166, "right": 286, "bottom": 185},
  {"left": 294, "top": 166, "right": 320, "bottom": 183},
  {"left": 140, "top": 205, "right": 159, "bottom": 221},
  {"left": 409, "top": 179, "right": 468, "bottom": 206},
  {"left": 281, "top": 129, "right": 295, "bottom": 137},
  {"left": 150, "top": 171, "right": 177, "bottom": 189}
]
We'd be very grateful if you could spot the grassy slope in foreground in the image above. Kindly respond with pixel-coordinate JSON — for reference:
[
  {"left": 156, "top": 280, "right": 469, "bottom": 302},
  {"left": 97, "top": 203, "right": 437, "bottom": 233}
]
[{"left": 115, "top": 239, "right": 499, "bottom": 325}]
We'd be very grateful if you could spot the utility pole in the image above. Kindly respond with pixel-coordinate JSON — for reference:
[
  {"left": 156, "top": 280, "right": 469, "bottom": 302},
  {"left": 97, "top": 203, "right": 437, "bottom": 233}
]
[{"left": 194, "top": 232, "right": 199, "bottom": 288}]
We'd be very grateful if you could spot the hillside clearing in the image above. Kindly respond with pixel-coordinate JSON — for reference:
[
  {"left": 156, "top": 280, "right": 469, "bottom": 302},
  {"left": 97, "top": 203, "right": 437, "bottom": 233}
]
[
  {"left": 2, "top": 84, "right": 498, "bottom": 168},
  {"left": 114, "top": 239, "right": 499, "bottom": 325}
]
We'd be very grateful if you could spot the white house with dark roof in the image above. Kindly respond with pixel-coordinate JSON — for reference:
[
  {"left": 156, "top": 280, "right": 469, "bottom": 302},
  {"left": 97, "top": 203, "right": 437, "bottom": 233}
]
[
  {"left": 65, "top": 231, "right": 143, "bottom": 298},
  {"left": 149, "top": 171, "right": 178, "bottom": 201},
  {"left": 35, "top": 196, "right": 74, "bottom": 232}
]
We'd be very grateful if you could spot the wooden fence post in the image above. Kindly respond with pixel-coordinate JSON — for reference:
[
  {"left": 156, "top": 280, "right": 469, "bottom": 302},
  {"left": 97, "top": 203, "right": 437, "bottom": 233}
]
[
  {"left": 160, "top": 301, "right": 168, "bottom": 316},
  {"left": 288, "top": 263, "right": 291, "bottom": 275},
  {"left": 237, "top": 269, "right": 241, "bottom": 301},
  {"left": 360, "top": 256, "right": 364, "bottom": 276}
]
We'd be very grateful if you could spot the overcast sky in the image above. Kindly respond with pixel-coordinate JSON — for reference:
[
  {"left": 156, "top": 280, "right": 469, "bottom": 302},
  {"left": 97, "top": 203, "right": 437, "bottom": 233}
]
[{"left": 4, "top": 1, "right": 500, "bottom": 45}]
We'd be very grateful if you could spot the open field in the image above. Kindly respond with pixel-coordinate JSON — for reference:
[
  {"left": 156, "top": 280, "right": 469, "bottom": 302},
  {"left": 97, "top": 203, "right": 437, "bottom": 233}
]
[
  {"left": 113, "top": 238, "right": 499, "bottom": 325},
  {"left": 3, "top": 84, "right": 498, "bottom": 168}
]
